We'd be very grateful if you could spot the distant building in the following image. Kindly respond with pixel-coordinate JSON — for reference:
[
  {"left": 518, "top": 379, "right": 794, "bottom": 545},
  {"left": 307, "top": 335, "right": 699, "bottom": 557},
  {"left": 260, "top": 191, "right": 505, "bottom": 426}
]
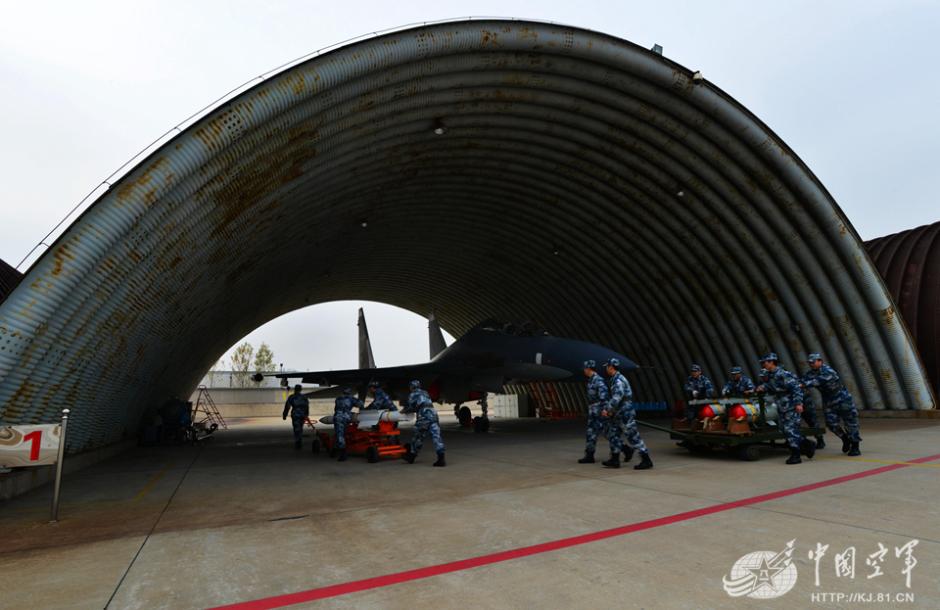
[{"left": 199, "top": 370, "right": 295, "bottom": 389}]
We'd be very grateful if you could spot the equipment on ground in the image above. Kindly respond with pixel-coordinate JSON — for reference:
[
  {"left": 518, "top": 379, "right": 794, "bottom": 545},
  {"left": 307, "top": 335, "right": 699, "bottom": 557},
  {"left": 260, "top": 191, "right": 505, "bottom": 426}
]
[
  {"left": 312, "top": 409, "right": 408, "bottom": 462},
  {"left": 637, "top": 397, "right": 824, "bottom": 461}
]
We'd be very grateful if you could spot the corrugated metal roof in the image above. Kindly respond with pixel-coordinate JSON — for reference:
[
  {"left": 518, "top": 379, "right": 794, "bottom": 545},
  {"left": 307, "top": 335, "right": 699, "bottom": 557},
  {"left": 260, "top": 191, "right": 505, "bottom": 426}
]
[
  {"left": 0, "top": 19, "right": 934, "bottom": 451},
  {"left": 866, "top": 221, "right": 940, "bottom": 394}
]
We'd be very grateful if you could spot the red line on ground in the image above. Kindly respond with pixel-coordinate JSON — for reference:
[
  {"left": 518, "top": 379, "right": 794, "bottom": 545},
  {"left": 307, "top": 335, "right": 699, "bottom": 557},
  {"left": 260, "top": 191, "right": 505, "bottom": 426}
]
[{"left": 211, "top": 452, "right": 940, "bottom": 610}]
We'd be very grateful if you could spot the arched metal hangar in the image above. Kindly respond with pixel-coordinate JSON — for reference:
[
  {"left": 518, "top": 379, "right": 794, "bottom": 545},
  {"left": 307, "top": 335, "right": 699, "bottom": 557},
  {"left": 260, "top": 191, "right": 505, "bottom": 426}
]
[
  {"left": 866, "top": 221, "right": 940, "bottom": 396},
  {"left": 0, "top": 19, "right": 934, "bottom": 452}
]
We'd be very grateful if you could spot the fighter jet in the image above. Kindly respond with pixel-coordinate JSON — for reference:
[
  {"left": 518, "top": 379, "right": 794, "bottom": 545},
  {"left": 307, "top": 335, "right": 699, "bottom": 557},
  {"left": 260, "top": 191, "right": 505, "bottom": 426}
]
[{"left": 257, "top": 309, "right": 636, "bottom": 417}]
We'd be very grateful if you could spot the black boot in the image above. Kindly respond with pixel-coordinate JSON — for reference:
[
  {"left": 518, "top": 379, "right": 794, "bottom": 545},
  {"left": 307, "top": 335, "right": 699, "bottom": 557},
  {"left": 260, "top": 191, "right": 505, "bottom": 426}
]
[
  {"left": 337, "top": 449, "right": 347, "bottom": 462},
  {"left": 815, "top": 435, "right": 825, "bottom": 450},
  {"left": 403, "top": 446, "right": 416, "bottom": 464},
  {"left": 294, "top": 440, "right": 301, "bottom": 450},
  {"left": 602, "top": 453, "right": 620, "bottom": 468},
  {"left": 801, "top": 439, "right": 816, "bottom": 459},
  {"left": 578, "top": 451, "right": 595, "bottom": 464},
  {"left": 847, "top": 442, "right": 861, "bottom": 457},
  {"left": 433, "top": 451, "right": 446, "bottom": 467},
  {"left": 786, "top": 448, "right": 802, "bottom": 464},
  {"left": 622, "top": 447, "right": 635, "bottom": 463},
  {"left": 832, "top": 430, "right": 852, "bottom": 453},
  {"left": 634, "top": 452, "right": 653, "bottom": 470}
]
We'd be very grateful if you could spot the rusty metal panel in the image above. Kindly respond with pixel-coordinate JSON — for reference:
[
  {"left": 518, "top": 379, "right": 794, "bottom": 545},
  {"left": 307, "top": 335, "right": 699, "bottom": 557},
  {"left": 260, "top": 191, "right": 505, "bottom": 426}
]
[
  {"left": 866, "top": 222, "right": 940, "bottom": 395},
  {"left": 0, "top": 19, "right": 934, "bottom": 453}
]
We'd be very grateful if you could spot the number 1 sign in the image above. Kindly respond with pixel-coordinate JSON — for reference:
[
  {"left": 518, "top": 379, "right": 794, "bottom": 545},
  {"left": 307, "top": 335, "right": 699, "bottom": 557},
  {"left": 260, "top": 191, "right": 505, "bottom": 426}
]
[{"left": 0, "top": 424, "right": 62, "bottom": 468}]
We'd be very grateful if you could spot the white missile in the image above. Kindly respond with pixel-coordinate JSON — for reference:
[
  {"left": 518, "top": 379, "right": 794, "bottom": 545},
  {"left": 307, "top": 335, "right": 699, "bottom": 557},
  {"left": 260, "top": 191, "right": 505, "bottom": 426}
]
[{"left": 317, "top": 409, "right": 408, "bottom": 427}]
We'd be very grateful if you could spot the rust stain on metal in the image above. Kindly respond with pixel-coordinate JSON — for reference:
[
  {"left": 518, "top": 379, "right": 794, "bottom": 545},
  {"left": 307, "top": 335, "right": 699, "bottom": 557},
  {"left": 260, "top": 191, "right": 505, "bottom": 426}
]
[
  {"left": 115, "top": 157, "right": 168, "bottom": 202},
  {"left": 880, "top": 305, "right": 896, "bottom": 327},
  {"left": 480, "top": 29, "right": 499, "bottom": 47},
  {"left": 51, "top": 242, "right": 76, "bottom": 277}
]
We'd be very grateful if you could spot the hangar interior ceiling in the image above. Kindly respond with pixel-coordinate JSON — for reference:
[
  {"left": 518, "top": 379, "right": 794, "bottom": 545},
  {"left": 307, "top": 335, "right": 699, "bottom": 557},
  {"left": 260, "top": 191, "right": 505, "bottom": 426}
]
[{"left": 0, "top": 20, "right": 934, "bottom": 452}]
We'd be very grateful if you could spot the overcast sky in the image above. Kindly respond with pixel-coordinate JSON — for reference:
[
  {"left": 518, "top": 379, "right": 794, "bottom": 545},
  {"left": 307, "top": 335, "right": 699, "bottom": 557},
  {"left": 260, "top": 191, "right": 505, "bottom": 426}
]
[{"left": 1, "top": 1, "right": 937, "bottom": 370}]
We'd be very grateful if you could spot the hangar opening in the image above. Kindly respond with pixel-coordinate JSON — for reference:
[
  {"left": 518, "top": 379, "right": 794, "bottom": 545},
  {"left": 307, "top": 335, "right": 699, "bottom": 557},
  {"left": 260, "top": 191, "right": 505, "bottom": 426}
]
[{"left": 0, "top": 19, "right": 934, "bottom": 454}]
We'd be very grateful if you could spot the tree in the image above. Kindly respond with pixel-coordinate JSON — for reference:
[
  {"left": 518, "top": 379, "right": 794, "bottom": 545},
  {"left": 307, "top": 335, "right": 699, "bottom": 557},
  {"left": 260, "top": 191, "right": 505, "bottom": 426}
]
[
  {"left": 231, "top": 342, "right": 254, "bottom": 388},
  {"left": 254, "top": 343, "right": 275, "bottom": 379}
]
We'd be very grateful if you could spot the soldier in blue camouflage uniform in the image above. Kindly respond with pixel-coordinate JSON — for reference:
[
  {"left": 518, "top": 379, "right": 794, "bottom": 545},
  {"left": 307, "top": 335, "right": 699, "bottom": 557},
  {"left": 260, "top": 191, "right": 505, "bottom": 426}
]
[
  {"left": 601, "top": 358, "right": 652, "bottom": 470},
  {"left": 402, "top": 380, "right": 446, "bottom": 467},
  {"left": 282, "top": 384, "right": 310, "bottom": 450},
  {"left": 796, "top": 367, "right": 827, "bottom": 449},
  {"left": 332, "top": 387, "right": 363, "bottom": 462},
  {"left": 802, "top": 353, "right": 861, "bottom": 456},
  {"left": 364, "top": 381, "right": 397, "bottom": 411},
  {"left": 578, "top": 360, "right": 609, "bottom": 464},
  {"left": 683, "top": 364, "right": 715, "bottom": 423},
  {"left": 721, "top": 366, "right": 755, "bottom": 397},
  {"left": 756, "top": 353, "right": 815, "bottom": 464}
]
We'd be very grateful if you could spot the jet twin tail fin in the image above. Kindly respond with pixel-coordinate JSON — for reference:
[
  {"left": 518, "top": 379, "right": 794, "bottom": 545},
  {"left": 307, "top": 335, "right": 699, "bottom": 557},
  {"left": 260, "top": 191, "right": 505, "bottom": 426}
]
[
  {"left": 429, "top": 312, "right": 447, "bottom": 359},
  {"left": 358, "top": 307, "right": 376, "bottom": 370}
]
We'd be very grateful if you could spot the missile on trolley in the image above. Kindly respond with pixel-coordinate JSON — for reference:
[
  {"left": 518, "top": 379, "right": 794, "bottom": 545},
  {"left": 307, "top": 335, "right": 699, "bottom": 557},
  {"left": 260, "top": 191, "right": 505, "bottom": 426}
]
[
  {"left": 691, "top": 398, "right": 778, "bottom": 424},
  {"left": 317, "top": 409, "right": 407, "bottom": 427},
  {"left": 697, "top": 402, "right": 727, "bottom": 419}
]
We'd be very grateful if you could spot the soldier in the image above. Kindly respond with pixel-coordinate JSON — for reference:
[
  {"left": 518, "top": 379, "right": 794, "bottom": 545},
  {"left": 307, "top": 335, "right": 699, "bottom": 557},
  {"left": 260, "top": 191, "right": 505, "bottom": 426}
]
[
  {"left": 755, "top": 353, "right": 815, "bottom": 464},
  {"left": 578, "top": 360, "right": 609, "bottom": 464},
  {"left": 601, "top": 358, "right": 652, "bottom": 470},
  {"left": 721, "top": 366, "right": 755, "bottom": 397},
  {"left": 796, "top": 371, "right": 826, "bottom": 449},
  {"left": 282, "top": 384, "right": 309, "bottom": 450},
  {"left": 364, "top": 381, "right": 397, "bottom": 411},
  {"left": 683, "top": 364, "right": 715, "bottom": 423},
  {"left": 802, "top": 353, "right": 861, "bottom": 456},
  {"left": 402, "top": 380, "right": 446, "bottom": 467},
  {"left": 333, "top": 386, "right": 363, "bottom": 462}
]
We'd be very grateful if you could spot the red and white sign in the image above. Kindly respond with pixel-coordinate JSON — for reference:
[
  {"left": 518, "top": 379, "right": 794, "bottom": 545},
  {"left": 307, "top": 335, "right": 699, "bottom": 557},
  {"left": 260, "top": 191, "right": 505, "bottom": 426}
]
[{"left": 0, "top": 424, "right": 62, "bottom": 468}]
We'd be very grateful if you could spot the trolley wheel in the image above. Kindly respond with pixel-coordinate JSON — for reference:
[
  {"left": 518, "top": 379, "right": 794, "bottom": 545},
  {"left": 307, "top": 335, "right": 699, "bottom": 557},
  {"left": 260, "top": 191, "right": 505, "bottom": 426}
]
[
  {"left": 311, "top": 439, "right": 320, "bottom": 454},
  {"left": 738, "top": 444, "right": 761, "bottom": 461},
  {"left": 366, "top": 446, "right": 379, "bottom": 463}
]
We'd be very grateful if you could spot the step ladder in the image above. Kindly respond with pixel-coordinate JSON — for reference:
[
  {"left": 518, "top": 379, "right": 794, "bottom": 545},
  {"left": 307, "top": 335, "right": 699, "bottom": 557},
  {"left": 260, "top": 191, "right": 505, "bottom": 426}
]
[{"left": 193, "top": 386, "right": 227, "bottom": 430}]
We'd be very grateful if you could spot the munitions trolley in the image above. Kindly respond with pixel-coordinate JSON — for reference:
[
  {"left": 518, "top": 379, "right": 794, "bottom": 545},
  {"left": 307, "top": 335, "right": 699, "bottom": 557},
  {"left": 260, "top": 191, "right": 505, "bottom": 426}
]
[
  {"left": 312, "top": 418, "right": 408, "bottom": 463},
  {"left": 637, "top": 397, "right": 825, "bottom": 461}
]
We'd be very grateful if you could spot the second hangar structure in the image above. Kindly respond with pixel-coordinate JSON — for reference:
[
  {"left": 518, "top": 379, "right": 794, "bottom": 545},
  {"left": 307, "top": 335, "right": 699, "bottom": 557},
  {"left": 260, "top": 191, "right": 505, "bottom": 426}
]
[{"left": 0, "top": 19, "right": 935, "bottom": 453}]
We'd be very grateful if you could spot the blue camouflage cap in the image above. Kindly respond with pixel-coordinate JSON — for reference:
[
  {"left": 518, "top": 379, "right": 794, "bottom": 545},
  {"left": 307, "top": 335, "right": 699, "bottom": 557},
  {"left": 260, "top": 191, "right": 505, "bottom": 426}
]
[
  {"left": 604, "top": 358, "right": 621, "bottom": 369},
  {"left": 409, "top": 379, "right": 422, "bottom": 390},
  {"left": 729, "top": 366, "right": 743, "bottom": 375},
  {"left": 690, "top": 364, "right": 702, "bottom": 372},
  {"left": 583, "top": 359, "right": 596, "bottom": 369},
  {"left": 342, "top": 386, "right": 353, "bottom": 395},
  {"left": 807, "top": 353, "right": 822, "bottom": 363},
  {"left": 760, "top": 352, "right": 779, "bottom": 363}
]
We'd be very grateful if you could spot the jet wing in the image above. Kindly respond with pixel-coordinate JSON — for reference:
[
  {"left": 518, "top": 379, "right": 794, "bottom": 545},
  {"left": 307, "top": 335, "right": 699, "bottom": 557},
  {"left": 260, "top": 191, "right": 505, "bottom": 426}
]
[
  {"left": 301, "top": 385, "right": 344, "bottom": 399},
  {"left": 271, "top": 363, "right": 437, "bottom": 386}
]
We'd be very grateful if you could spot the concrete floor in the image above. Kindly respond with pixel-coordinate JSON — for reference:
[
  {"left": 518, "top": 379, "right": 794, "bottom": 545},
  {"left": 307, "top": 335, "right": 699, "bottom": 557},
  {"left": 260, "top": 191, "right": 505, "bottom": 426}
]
[{"left": 1, "top": 415, "right": 938, "bottom": 609}]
